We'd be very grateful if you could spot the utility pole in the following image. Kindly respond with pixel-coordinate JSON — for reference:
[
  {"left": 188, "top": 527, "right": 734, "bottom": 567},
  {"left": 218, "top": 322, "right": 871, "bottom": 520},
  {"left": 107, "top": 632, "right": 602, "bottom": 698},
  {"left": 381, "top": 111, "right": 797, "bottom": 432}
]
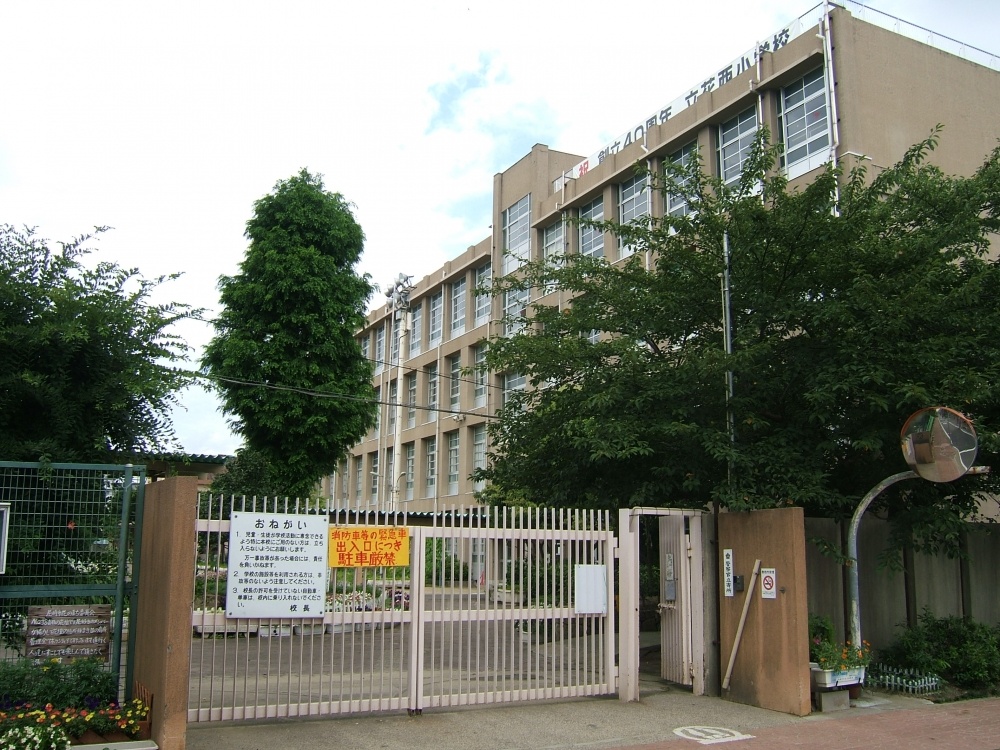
[{"left": 385, "top": 273, "right": 413, "bottom": 513}]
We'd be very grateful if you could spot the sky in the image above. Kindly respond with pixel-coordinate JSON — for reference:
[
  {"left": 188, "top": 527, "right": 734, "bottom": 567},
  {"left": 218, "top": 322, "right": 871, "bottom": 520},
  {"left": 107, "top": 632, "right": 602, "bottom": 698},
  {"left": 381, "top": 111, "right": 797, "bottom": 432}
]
[{"left": 2, "top": 0, "right": 998, "bottom": 457}]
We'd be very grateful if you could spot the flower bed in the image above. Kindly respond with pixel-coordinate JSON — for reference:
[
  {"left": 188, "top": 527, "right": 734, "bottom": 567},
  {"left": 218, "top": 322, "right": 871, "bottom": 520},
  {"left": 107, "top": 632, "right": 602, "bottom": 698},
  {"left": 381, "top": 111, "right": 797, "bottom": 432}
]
[{"left": 0, "top": 699, "right": 150, "bottom": 748}]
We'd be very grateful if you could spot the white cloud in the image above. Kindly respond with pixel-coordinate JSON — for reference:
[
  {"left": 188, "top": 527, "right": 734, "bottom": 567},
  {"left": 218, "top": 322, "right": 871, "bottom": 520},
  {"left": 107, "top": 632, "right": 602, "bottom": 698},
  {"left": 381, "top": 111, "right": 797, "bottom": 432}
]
[{"left": 2, "top": 0, "right": 997, "bottom": 456}]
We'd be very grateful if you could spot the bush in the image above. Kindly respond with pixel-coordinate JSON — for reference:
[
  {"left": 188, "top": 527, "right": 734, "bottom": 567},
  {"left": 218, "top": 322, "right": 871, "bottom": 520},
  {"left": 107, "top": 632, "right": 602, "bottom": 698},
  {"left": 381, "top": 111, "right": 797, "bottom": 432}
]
[
  {"left": 879, "top": 610, "right": 1000, "bottom": 690},
  {"left": 425, "top": 539, "right": 468, "bottom": 585},
  {"left": 0, "top": 658, "right": 115, "bottom": 709}
]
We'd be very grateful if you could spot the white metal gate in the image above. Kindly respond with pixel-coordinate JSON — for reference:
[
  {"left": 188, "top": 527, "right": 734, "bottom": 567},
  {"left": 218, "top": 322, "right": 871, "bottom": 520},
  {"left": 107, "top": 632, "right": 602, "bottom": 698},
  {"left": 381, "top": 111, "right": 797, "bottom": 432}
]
[{"left": 189, "top": 499, "right": 616, "bottom": 721}]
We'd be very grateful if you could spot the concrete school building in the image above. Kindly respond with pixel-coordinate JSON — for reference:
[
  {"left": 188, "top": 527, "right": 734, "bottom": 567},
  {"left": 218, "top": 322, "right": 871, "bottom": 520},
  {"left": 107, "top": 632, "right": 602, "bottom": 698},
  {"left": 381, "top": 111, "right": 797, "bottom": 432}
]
[{"left": 335, "top": 0, "right": 1000, "bottom": 514}]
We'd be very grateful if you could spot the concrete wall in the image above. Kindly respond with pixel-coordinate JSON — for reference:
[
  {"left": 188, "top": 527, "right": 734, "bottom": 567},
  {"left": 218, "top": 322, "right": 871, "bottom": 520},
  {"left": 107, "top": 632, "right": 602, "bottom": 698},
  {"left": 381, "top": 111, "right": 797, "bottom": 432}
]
[
  {"left": 134, "top": 476, "right": 197, "bottom": 750},
  {"left": 805, "top": 516, "right": 1000, "bottom": 651},
  {"left": 718, "top": 508, "right": 811, "bottom": 716}
]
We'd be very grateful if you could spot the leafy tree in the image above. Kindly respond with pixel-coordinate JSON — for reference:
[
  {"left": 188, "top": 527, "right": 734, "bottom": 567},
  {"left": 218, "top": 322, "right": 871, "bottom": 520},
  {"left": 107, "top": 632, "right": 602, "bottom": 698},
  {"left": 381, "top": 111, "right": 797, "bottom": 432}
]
[
  {"left": 0, "top": 225, "right": 193, "bottom": 461},
  {"left": 480, "top": 130, "right": 1000, "bottom": 554},
  {"left": 209, "top": 446, "right": 287, "bottom": 499},
  {"left": 203, "top": 170, "right": 376, "bottom": 498}
]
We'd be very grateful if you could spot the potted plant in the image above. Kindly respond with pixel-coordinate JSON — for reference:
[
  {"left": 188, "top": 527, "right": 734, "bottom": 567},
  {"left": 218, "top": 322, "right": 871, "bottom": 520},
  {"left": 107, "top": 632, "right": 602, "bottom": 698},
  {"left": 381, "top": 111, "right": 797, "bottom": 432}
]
[{"left": 809, "top": 615, "right": 872, "bottom": 688}]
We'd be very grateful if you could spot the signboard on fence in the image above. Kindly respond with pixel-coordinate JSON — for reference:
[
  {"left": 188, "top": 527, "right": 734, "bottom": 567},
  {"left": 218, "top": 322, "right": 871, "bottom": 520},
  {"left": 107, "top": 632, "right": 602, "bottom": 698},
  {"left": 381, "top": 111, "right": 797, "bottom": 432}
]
[
  {"left": 329, "top": 526, "right": 409, "bottom": 567},
  {"left": 227, "top": 511, "right": 329, "bottom": 618},
  {"left": 26, "top": 604, "right": 111, "bottom": 661}
]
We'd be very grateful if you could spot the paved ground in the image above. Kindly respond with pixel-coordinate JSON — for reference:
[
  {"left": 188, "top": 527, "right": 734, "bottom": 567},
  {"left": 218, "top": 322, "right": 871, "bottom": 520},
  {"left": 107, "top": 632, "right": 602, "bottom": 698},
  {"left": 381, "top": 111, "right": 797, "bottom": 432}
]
[{"left": 185, "top": 673, "right": 1000, "bottom": 750}]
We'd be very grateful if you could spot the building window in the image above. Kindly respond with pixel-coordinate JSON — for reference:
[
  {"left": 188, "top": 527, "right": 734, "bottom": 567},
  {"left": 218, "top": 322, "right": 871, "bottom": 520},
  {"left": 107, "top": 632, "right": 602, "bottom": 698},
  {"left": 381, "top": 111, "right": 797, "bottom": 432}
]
[
  {"left": 503, "top": 287, "right": 528, "bottom": 336},
  {"left": 388, "top": 380, "right": 397, "bottom": 430},
  {"left": 579, "top": 197, "right": 604, "bottom": 258},
  {"left": 373, "top": 386, "right": 381, "bottom": 436},
  {"left": 473, "top": 345, "right": 487, "bottom": 407},
  {"left": 779, "top": 68, "right": 829, "bottom": 179},
  {"left": 339, "top": 459, "right": 348, "bottom": 500},
  {"left": 360, "top": 334, "right": 370, "bottom": 364},
  {"left": 667, "top": 142, "right": 698, "bottom": 217},
  {"left": 390, "top": 316, "right": 401, "bottom": 362},
  {"left": 374, "top": 325, "right": 385, "bottom": 374},
  {"left": 586, "top": 329, "right": 600, "bottom": 344},
  {"left": 406, "top": 373, "right": 417, "bottom": 428},
  {"left": 451, "top": 278, "right": 466, "bottom": 336},
  {"left": 542, "top": 220, "right": 564, "bottom": 292},
  {"left": 474, "top": 264, "right": 492, "bottom": 326},
  {"left": 409, "top": 303, "right": 422, "bottom": 357},
  {"left": 502, "top": 194, "right": 530, "bottom": 276},
  {"left": 472, "top": 424, "right": 487, "bottom": 491},
  {"left": 385, "top": 447, "right": 394, "bottom": 501},
  {"left": 618, "top": 174, "right": 648, "bottom": 258},
  {"left": 718, "top": 106, "right": 758, "bottom": 185},
  {"left": 404, "top": 443, "right": 415, "bottom": 501},
  {"left": 449, "top": 355, "right": 461, "bottom": 411},
  {"left": 502, "top": 372, "right": 526, "bottom": 408},
  {"left": 370, "top": 452, "right": 379, "bottom": 501},
  {"left": 428, "top": 292, "right": 443, "bottom": 346},
  {"left": 424, "top": 436, "right": 437, "bottom": 496},
  {"left": 426, "top": 363, "right": 438, "bottom": 420},
  {"left": 446, "top": 431, "right": 460, "bottom": 495},
  {"left": 354, "top": 456, "right": 363, "bottom": 502}
]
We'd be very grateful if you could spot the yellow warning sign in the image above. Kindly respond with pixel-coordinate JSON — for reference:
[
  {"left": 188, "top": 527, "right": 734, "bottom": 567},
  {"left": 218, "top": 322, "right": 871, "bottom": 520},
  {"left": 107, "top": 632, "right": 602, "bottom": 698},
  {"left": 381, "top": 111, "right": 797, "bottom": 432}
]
[{"left": 329, "top": 526, "right": 410, "bottom": 568}]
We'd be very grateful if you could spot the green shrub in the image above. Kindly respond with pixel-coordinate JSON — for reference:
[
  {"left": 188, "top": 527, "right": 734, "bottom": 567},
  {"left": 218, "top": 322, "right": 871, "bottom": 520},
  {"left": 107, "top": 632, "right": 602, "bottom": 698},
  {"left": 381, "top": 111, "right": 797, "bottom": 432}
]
[
  {"left": 0, "top": 658, "right": 116, "bottom": 708},
  {"left": 425, "top": 539, "right": 468, "bottom": 584},
  {"left": 879, "top": 610, "right": 1000, "bottom": 690}
]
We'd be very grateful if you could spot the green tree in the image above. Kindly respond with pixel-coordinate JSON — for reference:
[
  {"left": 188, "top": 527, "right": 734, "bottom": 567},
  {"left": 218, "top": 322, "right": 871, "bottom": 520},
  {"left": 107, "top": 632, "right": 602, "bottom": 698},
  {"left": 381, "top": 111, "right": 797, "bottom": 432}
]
[
  {"left": 0, "top": 225, "right": 193, "bottom": 461},
  {"left": 203, "top": 170, "right": 376, "bottom": 498},
  {"left": 209, "top": 446, "right": 287, "bottom": 499},
  {"left": 480, "top": 130, "right": 1000, "bottom": 554}
]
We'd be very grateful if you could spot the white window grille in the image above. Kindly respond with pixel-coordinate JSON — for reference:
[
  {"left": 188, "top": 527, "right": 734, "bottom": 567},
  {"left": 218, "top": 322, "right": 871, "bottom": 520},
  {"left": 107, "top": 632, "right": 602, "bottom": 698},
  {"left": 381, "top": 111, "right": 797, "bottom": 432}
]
[
  {"left": 718, "top": 106, "right": 758, "bottom": 185},
  {"left": 446, "top": 431, "right": 460, "bottom": 495},
  {"left": 473, "top": 345, "right": 487, "bottom": 407},
  {"left": 472, "top": 424, "right": 487, "bottom": 491},
  {"left": 779, "top": 67, "right": 830, "bottom": 179},
  {"left": 426, "top": 363, "right": 438, "bottom": 420},
  {"left": 404, "top": 443, "right": 415, "bottom": 500},
  {"left": 501, "top": 194, "right": 530, "bottom": 276},
  {"left": 618, "top": 174, "right": 648, "bottom": 258},
  {"left": 542, "top": 220, "right": 563, "bottom": 293},
  {"left": 474, "top": 264, "right": 492, "bottom": 326},
  {"left": 428, "top": 292, "right": 443, "bottom": 346},
  {"left": 451, "top": 278, "right": 466, "bottom": 335},
  {"left": 579, "top": 197, "right": 604, "bottom": 258},
  {"left": 425, "top": 436, "right": 437, "bottom": 495},
  {"left": 409, "top": 303, "right": 422, "bottom": 357},
  {"left": 374, "top": 325, "right": 385, "bottom": 374},
  {"left": 503, "top": 287, "right": 528, "bottom": 336},
  {"left": 406, "top": 373, "right": 416, "bottom": 428},
  {"left": 667, "top": 142, "right": 698, "bottom": 217},
  {"left": 449, "top": 355, "right": 461, "bottom": 410}
]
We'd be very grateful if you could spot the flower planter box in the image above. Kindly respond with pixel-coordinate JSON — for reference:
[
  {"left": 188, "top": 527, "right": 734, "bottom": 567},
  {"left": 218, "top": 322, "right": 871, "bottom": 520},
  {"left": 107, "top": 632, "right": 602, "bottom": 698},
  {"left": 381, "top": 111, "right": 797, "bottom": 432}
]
[
  {"left": 71, "top": 720, "right": 152, "bottom": 747},
  {"left": 811, "top": 666, "right": 865, "bottom": 688}
]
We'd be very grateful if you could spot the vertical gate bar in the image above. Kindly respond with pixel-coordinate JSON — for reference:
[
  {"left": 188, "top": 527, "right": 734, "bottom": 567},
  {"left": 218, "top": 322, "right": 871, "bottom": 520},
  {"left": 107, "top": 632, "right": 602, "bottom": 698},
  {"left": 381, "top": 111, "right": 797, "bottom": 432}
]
[
  {"left": 110, "top": 464, "right": 133, "bottom": 693},
  {"left": 124, "top": 467, "right": 146, "bottom": 702},
  {"left": 408, "top": 525, "right": 425, "bottom": 711}
]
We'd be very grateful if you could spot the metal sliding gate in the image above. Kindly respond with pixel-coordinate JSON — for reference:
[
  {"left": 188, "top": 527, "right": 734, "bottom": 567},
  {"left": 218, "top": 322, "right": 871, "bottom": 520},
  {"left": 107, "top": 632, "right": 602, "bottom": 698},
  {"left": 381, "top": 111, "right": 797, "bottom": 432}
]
[{"left": 190, "top": 499, "right": 617, "bottom": 721}]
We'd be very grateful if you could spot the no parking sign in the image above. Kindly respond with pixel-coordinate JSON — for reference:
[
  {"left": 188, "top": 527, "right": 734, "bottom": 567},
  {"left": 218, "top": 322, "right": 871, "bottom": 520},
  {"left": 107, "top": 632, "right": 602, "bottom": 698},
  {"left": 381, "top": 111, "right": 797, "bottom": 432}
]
[{"left": 760, "top": 567, "right": 777, "bottom": 599}]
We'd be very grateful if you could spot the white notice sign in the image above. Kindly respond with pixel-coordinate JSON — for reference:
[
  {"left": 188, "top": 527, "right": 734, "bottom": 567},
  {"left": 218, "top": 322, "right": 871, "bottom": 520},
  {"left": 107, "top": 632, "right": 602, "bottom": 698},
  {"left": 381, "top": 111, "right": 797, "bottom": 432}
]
[
  {"left": 760, "top": 567, "right": 777, "bottom": 599},
  {"left": 227, "top": 511, "right": 329, "bottom": 618},
  {"left": 723, "top": 549, "right": 734, "bottom": 598}
]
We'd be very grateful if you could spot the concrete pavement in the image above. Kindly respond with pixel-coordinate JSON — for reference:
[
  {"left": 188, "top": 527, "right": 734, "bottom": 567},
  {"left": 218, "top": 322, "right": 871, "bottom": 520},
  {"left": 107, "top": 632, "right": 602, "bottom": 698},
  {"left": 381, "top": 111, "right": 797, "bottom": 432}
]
[{"left": 185, "top": 673, "right": 1000, "bottom": 750}]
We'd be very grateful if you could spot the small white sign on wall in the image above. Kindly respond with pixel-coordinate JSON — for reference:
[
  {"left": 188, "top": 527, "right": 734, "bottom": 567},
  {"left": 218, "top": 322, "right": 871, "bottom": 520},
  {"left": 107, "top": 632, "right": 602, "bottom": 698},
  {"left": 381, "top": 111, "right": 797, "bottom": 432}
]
[
  {"left": 575, "top": 564, "right": 607, "bottom": 614},
  {"left": 723, "top": 549, "right": 734, "bottom": 598},
  {"left": 760, "top": 567, "right": 777, "bottom": 600}
]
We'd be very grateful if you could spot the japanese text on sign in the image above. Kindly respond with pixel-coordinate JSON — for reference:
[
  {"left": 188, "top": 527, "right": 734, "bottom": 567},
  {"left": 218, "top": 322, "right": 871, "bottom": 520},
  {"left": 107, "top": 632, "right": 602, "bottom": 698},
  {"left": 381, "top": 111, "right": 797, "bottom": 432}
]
[
  {"left": 329, "top": 526, "right": 409, "bottom": 568},
  {"left": 227, "top": 512, "right": 329, "bottom": 619}
]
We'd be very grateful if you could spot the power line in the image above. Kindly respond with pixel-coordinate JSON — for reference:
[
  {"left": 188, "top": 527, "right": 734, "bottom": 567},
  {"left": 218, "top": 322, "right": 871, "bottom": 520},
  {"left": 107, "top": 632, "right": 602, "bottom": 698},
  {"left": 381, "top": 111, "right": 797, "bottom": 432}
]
[{"left": 183, "top": 369, "right": 499, "bottom": 421}]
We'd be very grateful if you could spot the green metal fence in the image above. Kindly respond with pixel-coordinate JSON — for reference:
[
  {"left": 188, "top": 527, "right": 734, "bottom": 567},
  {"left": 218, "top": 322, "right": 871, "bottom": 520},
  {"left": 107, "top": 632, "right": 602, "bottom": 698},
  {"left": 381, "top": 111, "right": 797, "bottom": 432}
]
[{"left": 0, "top": 461, "right": 145, "bottom": 700}]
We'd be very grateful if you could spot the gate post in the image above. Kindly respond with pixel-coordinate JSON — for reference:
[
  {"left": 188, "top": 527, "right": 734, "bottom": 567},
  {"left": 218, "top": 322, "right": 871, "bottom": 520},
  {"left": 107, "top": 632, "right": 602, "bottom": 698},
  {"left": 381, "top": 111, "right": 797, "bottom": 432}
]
[
  {"left": 133, "top": 476, "right": 198, "bottom": 750},
  {"left": 618, "top": 509, "right": 640, "bottom": 702}
]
